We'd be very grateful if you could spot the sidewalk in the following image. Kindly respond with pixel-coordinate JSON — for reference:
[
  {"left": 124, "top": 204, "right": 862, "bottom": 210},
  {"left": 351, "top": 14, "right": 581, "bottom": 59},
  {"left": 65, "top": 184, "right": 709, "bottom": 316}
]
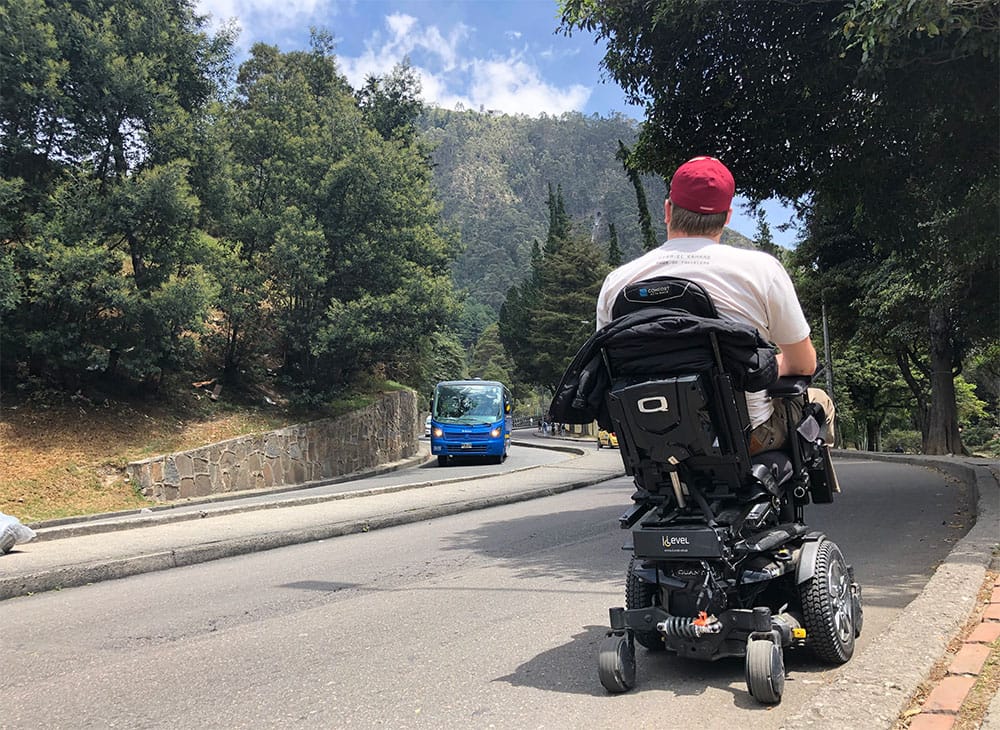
[{"left": 3, "top": 437, "right": 998, "bottom": 728}]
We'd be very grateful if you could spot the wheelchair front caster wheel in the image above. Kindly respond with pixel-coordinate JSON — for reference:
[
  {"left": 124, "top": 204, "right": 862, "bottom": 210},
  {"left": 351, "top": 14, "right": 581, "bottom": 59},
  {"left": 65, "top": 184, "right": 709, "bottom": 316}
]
[
  {"left": 598, "top": 634, "right": 636, "bottom": 693},
  {"left": 745, "top": 638, "right": 784, "bottom": 704}
]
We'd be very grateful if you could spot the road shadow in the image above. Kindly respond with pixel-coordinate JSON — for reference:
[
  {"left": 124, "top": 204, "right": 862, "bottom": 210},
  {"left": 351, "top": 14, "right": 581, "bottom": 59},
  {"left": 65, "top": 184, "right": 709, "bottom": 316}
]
[
  {"left": 453, "top": 462, "right": 971, "bottom": 702},
  {"left": 442, "top": 498, "right": 630, "bottom": 585},
  {"left": 495, "top": 622, "right": 834, "bottom": 709}
]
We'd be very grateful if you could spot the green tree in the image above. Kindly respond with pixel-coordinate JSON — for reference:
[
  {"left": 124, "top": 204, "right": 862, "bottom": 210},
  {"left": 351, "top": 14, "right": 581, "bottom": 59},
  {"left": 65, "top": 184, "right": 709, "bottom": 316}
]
[
  {"left": 607, "top": 220, "right": 622, "bottom": 267},
  {"left": 753, "top": 210, "right": 782, "bottom": 260},
  {"left": 832, "top": 345, "right": 912, "bottom": 451},
  {"left": 216, "top": 39, "right": 460, "bottom": 393},
  {"left": 469, "top": 323, "right": 514, "bottom": 385},
  {"left": 357, "top": 60, "right": 425, "bottom": 143},
  {"left": 412, "top": 331, "right": 469, "bottom": 402},
  {"left": 499, "top": 188, "right": 609, "bottom": 393},
  {"left": 0, "top": 0, "right": 232, "bottom": 389},
  {"left": 497, "top": 239, "right": 543, "bottom": 389},
  {"left": 560, "top": 0, "right": 998, "bottom": 454},
  {"left": 616, "top": 140, "right": 658, "bottom": 251}
]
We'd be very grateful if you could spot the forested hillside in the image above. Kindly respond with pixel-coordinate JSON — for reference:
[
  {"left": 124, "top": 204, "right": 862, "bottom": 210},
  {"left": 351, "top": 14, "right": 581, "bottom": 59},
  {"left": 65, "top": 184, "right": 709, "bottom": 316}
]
[
  {"left": 420, "top": 108, "right": 750, "bottom": 338},
  {"left": 422, "top": 110, "right": 661, "bottom": 310}
]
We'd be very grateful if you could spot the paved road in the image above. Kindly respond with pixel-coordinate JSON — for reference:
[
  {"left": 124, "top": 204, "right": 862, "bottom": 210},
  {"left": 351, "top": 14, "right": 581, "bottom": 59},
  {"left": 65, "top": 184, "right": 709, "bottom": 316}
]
[{"left": 2, "top": 450, "right": 994, "bottom": 729}]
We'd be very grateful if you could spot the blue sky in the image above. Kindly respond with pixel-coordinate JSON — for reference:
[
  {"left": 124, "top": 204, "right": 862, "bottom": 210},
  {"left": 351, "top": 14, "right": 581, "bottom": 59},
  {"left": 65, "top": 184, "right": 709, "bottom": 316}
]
[{"left": 195, "top": 0, "right": 800, "bottom": 246}]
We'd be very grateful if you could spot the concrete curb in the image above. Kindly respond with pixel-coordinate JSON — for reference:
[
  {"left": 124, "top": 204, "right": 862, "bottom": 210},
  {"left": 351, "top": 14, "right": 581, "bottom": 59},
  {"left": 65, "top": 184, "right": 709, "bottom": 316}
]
[
  {"left": 904, "top": 573, "right": 1000, "bottom": 729},
  {"left": 785, "top": 453, "right": 1000, "bottom": 729}
]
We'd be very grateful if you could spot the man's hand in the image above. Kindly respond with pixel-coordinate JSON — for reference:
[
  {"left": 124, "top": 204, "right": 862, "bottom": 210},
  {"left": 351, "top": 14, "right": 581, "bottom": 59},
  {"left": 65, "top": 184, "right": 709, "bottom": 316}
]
[{"left": 776, "top": 337, "right": 818, "bottom": 376}]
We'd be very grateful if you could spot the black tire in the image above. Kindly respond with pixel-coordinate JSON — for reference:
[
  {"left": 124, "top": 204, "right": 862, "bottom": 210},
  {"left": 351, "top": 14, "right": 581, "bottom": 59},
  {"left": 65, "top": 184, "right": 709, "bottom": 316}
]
[
  {"left": 800, "top": 540, "right": 856, "bottom": 663},
  {"left": 625, "top": 557, "right": 665, "bottom": 651},
  {"left": 745, "top": 639, "right": 784, "bottom": 704},
  {"left": 437, "top": 455, "right": 449, "bottom": 467},
  {"left": 598, "top": 634, "right": 636, "bottom": 693}
]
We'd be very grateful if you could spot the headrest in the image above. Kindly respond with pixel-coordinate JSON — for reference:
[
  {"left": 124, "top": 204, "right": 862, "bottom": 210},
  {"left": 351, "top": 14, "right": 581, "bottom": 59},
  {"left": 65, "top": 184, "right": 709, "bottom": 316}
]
[{"left": 611, "top": 277, "right": 719, "bottom": 320}]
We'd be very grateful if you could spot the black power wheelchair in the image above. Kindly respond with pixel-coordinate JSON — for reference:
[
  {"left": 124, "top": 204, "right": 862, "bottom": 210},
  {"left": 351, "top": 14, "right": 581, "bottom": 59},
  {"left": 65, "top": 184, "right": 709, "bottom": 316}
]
[{"left": 550, "top": 277, "right": 862, "bottom": 704}]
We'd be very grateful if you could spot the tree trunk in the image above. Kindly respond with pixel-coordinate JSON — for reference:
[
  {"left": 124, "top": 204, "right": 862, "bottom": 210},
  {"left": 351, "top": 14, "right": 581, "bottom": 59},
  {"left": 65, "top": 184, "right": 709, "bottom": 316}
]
[
  {"left": 106, "top": 348, "right": 120, "bottom": 378},
  {"left": 866, "top": 418, "right": 880, "bottom": 452},
  {"left": 127, "top": 232, "right": 147, "bottom": 290},
  {"left": 923, "top": 304, "right": 963, "bottom": 454},
  {"left": 896, "top": 349, "right": 929, "bottom": 438},
  {"left": 223, "top": 324, "right": 240, "bottom": 384}
]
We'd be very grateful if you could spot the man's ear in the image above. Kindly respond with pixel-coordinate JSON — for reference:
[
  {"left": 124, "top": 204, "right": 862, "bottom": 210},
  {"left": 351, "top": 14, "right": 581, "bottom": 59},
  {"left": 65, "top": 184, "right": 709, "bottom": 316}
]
[
  {"left": 664, "top": 199, "right": 672, "bottom": 225},
  {"left": 725, "top": 208, "right": 733, "bottom": 225}
]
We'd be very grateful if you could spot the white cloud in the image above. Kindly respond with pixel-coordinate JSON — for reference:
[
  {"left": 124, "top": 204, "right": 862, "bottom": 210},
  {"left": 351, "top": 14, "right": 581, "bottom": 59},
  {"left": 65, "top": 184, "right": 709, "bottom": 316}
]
[
  {"left": 197, "top": 0, "right": 334, "bottom": 35},
  {"left": 339, "top": 15, "right": 591, "bottom": 116},
  {"left": 338, "top": 13, "right": 470, "bottom": 87},
  {"left": 192, "top": 5, "right": 593, "bottom": 117},
  {"left": 385, "top": 13, "right": 417, "bottom": 38},
  {"left": 539, "top": 45, "right": 579, "bottom": 60},
  {"left": 464, "top": 56, "right": 590, "bottom": 115}
]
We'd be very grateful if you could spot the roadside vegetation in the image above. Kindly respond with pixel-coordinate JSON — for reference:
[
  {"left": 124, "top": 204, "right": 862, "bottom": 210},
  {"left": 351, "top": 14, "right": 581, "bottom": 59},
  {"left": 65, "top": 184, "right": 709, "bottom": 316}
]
[{"left": 1, "top": 0, "right": 995, "bottom": 529}]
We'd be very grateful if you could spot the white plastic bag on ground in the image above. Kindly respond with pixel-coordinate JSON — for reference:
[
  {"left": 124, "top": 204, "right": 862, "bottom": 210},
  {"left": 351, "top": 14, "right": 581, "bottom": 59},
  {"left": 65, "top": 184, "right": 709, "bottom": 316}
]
[{"left": 0, "top": 513, "right": 36, "bottom": 554}]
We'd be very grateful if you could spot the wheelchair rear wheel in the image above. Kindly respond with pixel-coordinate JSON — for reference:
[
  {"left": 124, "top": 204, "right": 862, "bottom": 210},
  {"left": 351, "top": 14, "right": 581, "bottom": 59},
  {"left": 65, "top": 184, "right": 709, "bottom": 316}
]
[
  {"left": 625, "top": 557, "right": 666, "bottom": 651},
  {"left": 800, "top": 540, "right": 856, "bottom": 663}
]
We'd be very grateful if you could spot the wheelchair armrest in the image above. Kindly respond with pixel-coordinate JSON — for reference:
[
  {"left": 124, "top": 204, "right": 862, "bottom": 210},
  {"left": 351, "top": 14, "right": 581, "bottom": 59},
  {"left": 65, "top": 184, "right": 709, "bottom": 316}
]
[{"left": 766, "top": 375, "right": 812, "bottom": 398}]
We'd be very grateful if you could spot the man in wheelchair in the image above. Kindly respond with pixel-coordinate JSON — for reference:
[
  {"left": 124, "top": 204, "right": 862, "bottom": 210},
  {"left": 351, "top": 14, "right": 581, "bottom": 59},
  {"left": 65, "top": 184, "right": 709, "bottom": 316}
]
[
  {"left": 598, "top": 155, "right": 834, "bottom": 455},
  {"left": 548, "top": 157, "right": 859, "bottom": 703}
]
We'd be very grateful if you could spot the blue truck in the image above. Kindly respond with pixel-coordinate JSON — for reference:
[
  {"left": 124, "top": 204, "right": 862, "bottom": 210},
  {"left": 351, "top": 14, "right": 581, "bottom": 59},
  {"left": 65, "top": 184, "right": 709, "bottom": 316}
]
[{"left": 429, "top": 380, "right": 512, "bottom": 466}]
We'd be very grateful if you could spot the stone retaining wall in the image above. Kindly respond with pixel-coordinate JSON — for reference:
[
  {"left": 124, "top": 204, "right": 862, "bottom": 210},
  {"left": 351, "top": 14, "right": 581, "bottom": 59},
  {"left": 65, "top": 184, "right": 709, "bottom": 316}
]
[{"left": 127, "top": 390, "right": 420, "bottom": 502}]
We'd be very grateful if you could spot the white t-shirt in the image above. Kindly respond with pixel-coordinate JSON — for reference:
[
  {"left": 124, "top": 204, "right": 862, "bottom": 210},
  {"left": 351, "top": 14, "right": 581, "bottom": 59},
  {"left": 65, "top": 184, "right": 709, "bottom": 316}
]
[{"left": 595, "top": 237, "right": 811, "bottom": 428}]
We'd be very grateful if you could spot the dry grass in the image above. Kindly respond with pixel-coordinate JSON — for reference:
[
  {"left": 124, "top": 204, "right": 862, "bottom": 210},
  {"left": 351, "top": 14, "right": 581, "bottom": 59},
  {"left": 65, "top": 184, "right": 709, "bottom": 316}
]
[{"left": 0, "top": 387, "right": 307, "bottom": 524}]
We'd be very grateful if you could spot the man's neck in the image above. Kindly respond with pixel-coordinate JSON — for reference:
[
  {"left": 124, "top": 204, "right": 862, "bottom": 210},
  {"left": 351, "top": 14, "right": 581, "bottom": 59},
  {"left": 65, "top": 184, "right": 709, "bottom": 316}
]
[{"left": 666, "top": 229, "right": 724, "bottom": 243}]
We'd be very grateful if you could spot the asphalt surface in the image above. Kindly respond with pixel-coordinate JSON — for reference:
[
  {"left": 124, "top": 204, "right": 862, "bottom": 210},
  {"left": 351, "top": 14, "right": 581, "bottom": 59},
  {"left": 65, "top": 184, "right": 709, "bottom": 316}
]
[{"left": 3, "top": 434, "right": 998, "bottom": 729}]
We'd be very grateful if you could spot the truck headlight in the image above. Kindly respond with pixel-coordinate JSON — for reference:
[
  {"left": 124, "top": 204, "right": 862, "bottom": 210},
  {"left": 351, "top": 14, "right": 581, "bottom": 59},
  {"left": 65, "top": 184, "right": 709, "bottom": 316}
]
[
  {"left": 433, "top": 427, "right": 443, "bottom": 438},
  {"left": 490, "top": 427, "right": 501, "bottom": 437}
]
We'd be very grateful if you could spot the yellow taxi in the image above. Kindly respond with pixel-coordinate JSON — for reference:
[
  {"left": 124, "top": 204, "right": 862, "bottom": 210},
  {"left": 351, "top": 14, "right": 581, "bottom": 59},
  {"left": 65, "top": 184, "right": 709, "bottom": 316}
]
[{"left": 597, "top": 430, "right": 619, "bottom": 449}]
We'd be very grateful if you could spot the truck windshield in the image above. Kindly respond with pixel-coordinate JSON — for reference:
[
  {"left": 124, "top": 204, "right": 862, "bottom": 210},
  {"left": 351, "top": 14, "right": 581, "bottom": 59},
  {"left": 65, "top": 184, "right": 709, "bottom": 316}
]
[{"left": 433, "top": 384, "right": 502, "bottom": 426}]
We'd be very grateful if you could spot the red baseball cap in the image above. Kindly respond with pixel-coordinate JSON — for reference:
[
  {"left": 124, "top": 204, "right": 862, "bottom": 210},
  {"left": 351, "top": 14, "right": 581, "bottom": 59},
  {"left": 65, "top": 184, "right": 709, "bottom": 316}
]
[{"left": 669, "top": 156, "right": 735, "bottom": 214}]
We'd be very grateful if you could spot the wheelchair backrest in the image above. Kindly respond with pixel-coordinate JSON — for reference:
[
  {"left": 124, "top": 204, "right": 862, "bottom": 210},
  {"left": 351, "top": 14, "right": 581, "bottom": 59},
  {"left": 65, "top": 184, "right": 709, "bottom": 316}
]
[{"left": 604, "top": 278, "right": 755, "bottom": 497}]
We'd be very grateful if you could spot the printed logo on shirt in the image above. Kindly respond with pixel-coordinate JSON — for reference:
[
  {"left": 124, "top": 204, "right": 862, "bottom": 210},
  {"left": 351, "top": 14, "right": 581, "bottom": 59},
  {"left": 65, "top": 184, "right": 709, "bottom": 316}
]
[{"left": 657, "top": 253, "right": 711, "bottom": 265}]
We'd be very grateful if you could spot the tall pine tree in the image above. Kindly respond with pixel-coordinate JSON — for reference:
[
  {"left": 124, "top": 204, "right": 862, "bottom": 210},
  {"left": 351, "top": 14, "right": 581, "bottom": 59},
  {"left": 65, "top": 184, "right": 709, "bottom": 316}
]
[
  {"left": 607, "top": 220, "right": 623, "bottom": 267},
  {"left": 498, "top": 187, "right": 609, "bottom": 393}
]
